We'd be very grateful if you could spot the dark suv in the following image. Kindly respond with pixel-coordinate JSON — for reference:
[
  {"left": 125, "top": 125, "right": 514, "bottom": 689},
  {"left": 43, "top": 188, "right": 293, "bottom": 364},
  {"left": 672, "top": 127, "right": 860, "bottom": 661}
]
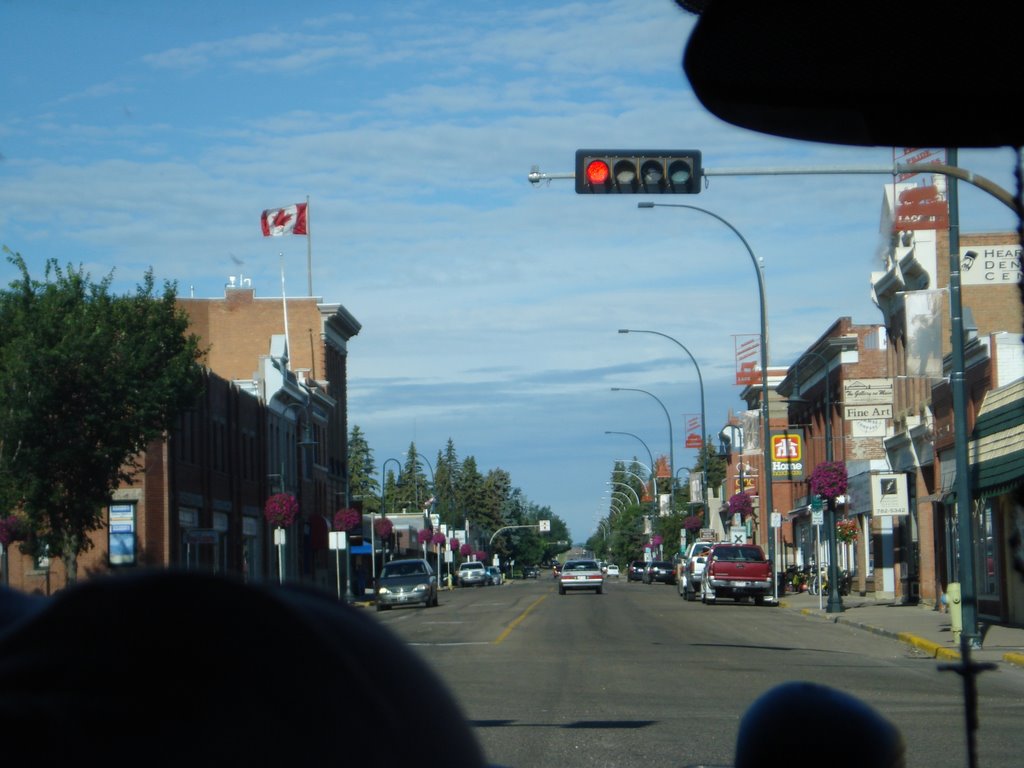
[
  {"left": 643, "top": 560, "right": 676, "bottom": 585},
  {"left": 627, "top": 561, "right": 648, "bottom": 582}
]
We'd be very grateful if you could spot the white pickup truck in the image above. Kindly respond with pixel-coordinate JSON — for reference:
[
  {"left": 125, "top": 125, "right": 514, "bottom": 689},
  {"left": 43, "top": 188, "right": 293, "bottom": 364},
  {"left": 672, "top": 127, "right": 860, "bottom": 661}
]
[{"left": 677, "top": 541, "right": 714, "bottom": 601}]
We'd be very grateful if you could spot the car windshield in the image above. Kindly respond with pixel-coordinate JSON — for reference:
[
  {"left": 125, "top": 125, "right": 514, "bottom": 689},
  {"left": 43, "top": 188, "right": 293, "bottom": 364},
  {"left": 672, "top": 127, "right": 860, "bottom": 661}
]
[
  {"left": 564, "top": 561, "right": 599, "bottom": 571},
  {"left": 382, "top": 562, "right": 428, "bottom": 578},
  {"left": 6, "top": 5, "right": 1020, "bottom": 768}
]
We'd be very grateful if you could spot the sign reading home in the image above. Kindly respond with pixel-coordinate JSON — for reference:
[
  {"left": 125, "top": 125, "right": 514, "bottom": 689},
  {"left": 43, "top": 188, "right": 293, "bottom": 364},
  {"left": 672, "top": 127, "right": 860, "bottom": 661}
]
[{"left": 770, "top": 429, "right": 805, "bottom": 482}]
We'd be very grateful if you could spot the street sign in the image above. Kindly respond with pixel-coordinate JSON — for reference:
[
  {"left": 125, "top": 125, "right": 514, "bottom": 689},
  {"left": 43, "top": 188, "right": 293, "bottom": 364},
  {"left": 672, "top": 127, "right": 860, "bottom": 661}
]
[
  {"left": 770, "top": 512, "right": 782, "bottom": 528},
  {"left": 812, "top": 510, "right": 824, "bottom": 526}
]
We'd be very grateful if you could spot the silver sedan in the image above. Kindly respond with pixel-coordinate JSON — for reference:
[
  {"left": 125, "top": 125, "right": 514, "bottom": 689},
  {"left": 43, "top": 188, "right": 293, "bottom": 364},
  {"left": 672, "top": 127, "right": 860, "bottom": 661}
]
[
  {"left": 558, "top": 559, "right": 605, "bottom": 595},
  {"left": 376, "top": 558, "right": 439, "bottom": 611}
]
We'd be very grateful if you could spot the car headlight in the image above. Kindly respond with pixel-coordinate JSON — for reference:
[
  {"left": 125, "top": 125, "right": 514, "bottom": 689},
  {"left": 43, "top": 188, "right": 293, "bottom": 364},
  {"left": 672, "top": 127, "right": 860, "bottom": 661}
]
[
  {"left": 412, "top": 583, "right": 427, "bottom": 592},
  {"left": 378, "top": 586, "right": 392, "bottom": 595}
]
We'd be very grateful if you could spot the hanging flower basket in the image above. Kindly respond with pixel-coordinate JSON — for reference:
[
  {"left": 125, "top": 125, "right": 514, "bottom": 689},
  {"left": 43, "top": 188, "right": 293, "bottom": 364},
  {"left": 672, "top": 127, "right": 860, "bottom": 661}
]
[
  {"left": 836, "top": 518, "right": 859, "bottom": 544},
  {"left": 810, "top": 461, "right": 848, "bottom": 501},
  {"left": 334, "top": 507, "right": 361, "bottom": 532},
  {"left": 728, "top": 492, "right": 754, "bottom": 518},
  {"left": 432, "top": 532, "right": 446, "bottom": 546},
  {"left": 264, "top": 493, "right": 299, "bottom": 528},
  {"left": 449, "top": 537, "right": 460, "bottom": 552},
  {"left": 683, "top": 514, "right": 703, "bottom": 531},
  {"left": 417, "top": 528, "right": 433, "bottom": 545},
  {"left": 474, "top": 550, "right": 487, "bottom": 562},
  {"left": 373, "top": 517, "right": 393, "bottom": 539},
  {"left": 650, "top": 535, "right": 663, "bottom": 548},
  {"left": 460, "top": 543, "right": 473, "bottom": 557},
  {"left": 0, "top": 514, "right": 28, "bottom": 547}
]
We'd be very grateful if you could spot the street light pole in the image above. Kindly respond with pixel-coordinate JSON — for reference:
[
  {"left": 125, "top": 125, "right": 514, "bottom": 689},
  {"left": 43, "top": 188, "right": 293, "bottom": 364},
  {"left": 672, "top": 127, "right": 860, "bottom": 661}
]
[
  {"left": 619, "top": 329, "right": 708, "bottom": 525},
  {"left": 611, "top": 387, "right": 674, "bottom": 513},
  {"left": 787, "top": 350, "right": 842, "bottom": 613},
  {"left": 605, "top": 431, "right": 659, "bottom": 521},
  {"left": 638, "top": 201, "right": 776, "bottom": 600}
]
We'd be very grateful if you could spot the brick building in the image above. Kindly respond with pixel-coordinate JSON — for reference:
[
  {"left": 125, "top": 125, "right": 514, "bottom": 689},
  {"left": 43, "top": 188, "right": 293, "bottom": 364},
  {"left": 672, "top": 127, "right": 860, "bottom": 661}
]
[{"left": 2, "top": 279, "right": 361, "bottom": 594}]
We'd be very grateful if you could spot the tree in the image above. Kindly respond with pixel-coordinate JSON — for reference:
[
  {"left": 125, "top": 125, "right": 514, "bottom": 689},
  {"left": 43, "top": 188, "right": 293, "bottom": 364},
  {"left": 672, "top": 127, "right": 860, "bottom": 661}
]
[
  {"left": 347, "top": 425, "right": 379, "bottom": 514},
  {"left": 0, "top": 252, "right": 204, "bottom": 583}
]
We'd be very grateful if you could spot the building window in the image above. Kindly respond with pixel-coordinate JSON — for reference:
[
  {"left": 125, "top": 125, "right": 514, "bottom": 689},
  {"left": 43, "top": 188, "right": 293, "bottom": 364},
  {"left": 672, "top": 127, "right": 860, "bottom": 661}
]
[
  {"left": 108, "top": 504, "right": 137, "bottom": 566},
  {"left": 975, "top": 498, "right": 1000, "bottom": 598}
]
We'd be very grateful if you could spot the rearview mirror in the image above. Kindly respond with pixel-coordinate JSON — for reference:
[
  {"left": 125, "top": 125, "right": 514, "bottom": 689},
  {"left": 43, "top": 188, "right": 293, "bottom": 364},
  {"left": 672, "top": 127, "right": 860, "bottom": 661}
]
[{"left": 682, "top": 3, "right": 1022, "bottom": 147}]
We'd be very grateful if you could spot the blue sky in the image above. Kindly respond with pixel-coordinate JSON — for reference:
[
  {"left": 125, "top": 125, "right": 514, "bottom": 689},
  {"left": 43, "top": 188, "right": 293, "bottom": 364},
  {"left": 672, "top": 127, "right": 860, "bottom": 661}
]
[{"left": 2, "top": 1, "right": 1020, "bottom": 544}]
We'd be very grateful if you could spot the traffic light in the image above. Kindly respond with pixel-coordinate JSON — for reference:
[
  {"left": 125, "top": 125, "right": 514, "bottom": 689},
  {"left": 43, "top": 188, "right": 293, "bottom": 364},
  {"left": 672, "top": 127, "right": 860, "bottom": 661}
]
[{"left": 575, "top": 150, "right": 702, "bottom": 194}]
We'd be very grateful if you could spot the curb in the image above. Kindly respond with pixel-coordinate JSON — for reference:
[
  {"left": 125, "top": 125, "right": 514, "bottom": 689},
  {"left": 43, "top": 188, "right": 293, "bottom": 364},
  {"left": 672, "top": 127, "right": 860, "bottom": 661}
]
[{"left": 786, "top": 603, "right": 1024, "bottom": 668}]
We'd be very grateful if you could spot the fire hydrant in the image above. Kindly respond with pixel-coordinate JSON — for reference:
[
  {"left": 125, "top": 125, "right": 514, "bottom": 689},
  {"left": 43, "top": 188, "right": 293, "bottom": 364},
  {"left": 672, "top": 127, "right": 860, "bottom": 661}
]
[{"left": 947, "top": 582, "right": 962, "bottom": 644}]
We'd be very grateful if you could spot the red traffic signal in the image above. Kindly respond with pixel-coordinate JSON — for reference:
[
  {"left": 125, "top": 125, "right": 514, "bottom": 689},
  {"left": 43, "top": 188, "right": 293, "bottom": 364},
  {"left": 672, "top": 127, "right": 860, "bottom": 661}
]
[{"left": 575, "top": 150, "right": 702, "bottom": 194}]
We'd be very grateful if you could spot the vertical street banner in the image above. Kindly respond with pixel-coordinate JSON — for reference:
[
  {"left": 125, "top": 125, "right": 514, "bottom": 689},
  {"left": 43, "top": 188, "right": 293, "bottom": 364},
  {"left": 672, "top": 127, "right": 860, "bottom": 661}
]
[
  {"left": 904, "top": 289, "right": 944, "bottom": 378},
  {"left": 684, "top": 414, "right": 703, "bottom": 449},
  {"left": 734, "top": 334, "right": 761, "bottom": 386}
]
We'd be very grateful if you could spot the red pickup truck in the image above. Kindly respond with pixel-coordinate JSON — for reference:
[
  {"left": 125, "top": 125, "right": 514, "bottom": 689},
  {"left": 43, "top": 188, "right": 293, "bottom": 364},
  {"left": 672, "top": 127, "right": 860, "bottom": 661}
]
[{"left": 700, "top": 543, "right": 776, "bottom": 606}]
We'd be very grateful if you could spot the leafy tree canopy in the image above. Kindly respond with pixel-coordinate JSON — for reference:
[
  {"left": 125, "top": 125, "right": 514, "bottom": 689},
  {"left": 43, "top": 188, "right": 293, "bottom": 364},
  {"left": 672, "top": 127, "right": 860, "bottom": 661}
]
[{"left": 0, "top": 251, "right": 204, "bottom": 582}]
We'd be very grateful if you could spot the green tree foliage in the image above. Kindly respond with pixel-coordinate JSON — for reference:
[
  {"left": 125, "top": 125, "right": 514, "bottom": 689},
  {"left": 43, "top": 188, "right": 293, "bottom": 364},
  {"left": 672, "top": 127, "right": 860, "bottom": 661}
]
[
  {"left": 346, "top": 425, "right": 379, "bottom": 514},
  {"left": 0, "top": 252, "right": 204, "bottom": 583}
]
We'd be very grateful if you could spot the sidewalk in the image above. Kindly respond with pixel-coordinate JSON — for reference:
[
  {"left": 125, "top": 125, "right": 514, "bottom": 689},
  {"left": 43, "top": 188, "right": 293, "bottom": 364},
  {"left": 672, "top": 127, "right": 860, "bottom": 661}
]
[{"left": 779, "top": 589, "right": 1024, "bottom": 669}]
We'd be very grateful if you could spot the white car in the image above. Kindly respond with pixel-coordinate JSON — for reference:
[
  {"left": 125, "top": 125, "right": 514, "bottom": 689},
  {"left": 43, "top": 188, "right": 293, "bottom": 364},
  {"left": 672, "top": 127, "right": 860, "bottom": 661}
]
[
  {"left": 605, "top": 564, "right": 620, "bottom": 578},
  {"left": 558, "top": 559, "right": 605, "bottom": 595}
]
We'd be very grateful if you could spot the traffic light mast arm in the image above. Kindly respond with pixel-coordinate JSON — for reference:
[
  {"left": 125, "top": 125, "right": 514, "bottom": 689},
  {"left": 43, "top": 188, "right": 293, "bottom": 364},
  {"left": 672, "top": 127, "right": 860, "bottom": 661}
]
[{"left": 529, "top": 161, "right": 1017, "bottom": 212}]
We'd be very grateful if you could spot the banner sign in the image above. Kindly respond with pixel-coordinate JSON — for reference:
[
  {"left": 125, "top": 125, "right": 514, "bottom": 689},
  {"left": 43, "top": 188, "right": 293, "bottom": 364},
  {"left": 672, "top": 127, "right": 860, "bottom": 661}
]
[
  {"left": 904, "top": 289, "right": 944, "bottom": 378},
  {"left": 770, "top": 429, "right": 805, "bottom": 482},
  {"left": 734, "top": 334, "right": 761, "bottom": 386},
  {"left": 871, "top": 473, "right": 909, "bottom": 516},
  {"left": 685, "top": 413, "right": 703, "bottom": 449}
]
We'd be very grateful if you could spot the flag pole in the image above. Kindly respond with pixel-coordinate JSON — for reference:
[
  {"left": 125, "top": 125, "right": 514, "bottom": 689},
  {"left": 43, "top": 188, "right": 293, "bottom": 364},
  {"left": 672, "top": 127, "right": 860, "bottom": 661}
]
[
  {"left": 280, "top": 252, "right": 291, "bottom": 370},
  {"left": 305, "top": 195, "right": 313, "bottom": 297}
]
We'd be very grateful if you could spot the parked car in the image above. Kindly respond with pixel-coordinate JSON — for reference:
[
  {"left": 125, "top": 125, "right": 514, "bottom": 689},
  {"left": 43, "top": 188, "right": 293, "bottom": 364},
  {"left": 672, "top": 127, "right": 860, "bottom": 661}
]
[
  {"left": 558, "top": 559, "right": 605, "bottom": 595},
  {"left": 643, "top": 560, "right": 676, "bottom": 585},
  {"left": 375, "top": 558, "right": 438, "bottom": 611},
  {"left": 678, "top": 541, "right": 714, "bottom": 602},
  {"left": 700, "top": 543, "right": 775, "bottom": 606},
  {"left": 627, "top": 561, "right": 648, "bottom": 582},
  {"left": 605, "top": 564, "right": 620, "bottom": 578},
  {"left": 523, "top": 565, "right": 540, "bottom": 579},
  {"left": 457, "top": 561, "right": 488, "bottom": 587},
  {"left": 485, "top": 566, "right": 503, "bottom": 586}
]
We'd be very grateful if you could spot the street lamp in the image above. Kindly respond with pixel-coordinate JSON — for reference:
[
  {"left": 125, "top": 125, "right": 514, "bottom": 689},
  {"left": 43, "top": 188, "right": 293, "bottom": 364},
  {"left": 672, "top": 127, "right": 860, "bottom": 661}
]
[
  {"left": 608, "top": 481, "right": 640, "bottom": 505},
  {"left": 619, "top": 329, "right": 708, "bottom": 524},
  {"left": 638, "top": 201, "right": 777, "bottom": 601},
  {"left": 605, "top": 430, "right": 658, "bottom": 520},
  {"left": 611, "top": 387, "right": 674, "bottom": 513},
  {"left": 784, "top": 350, "right": 842, "bottom": 614}
]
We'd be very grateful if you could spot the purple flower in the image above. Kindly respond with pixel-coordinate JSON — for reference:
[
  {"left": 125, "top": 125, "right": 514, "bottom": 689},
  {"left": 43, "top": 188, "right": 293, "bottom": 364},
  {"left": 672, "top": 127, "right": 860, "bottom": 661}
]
[
  {"left": 432, "top": 532, "right": 446, "bottom": 546},
  {"left": 264, "top": 493, "right": 299, "bottom": 528},
  {"left": 417, "top": 528, "right": 433, "bottom": 544},
  {"left": 810, "top": 461, "right": 848, "bottom": 500},
  {"left": 728, "top": 492, "right": 754, "bottom": 518},
  {"left": 373, "top": 517, "right": 393, "bottom": 538},
  {"left": 333, "top": 507, "right": 362, "bottom": 531},
  {"left": 460, "top": 543, "right": 473, "bottom": 556},
  {"left": 683, "top": 514, "right": 703, "bottom": 531}
]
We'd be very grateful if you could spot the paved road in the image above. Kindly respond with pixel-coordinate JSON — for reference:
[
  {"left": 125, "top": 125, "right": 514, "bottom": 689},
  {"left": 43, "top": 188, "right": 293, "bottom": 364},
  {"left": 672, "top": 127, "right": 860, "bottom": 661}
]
[{"left": 371, "top": 577, "right": 1024, "bottom": 768}]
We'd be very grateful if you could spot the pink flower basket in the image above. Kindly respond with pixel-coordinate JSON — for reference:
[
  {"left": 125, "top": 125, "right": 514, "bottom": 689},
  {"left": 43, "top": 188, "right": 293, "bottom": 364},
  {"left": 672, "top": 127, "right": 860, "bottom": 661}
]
[
  {"left": 264, "top": 493, "right": 299, "bottom": 528},
  {"left": 334, "top": 508, "right": 361, "bottom": 532}
]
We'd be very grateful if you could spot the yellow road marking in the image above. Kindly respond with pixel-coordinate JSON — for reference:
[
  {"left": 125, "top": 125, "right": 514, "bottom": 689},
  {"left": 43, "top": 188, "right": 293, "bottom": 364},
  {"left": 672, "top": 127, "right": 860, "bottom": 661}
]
[{"left": 493, "top": 593, "right": 549, "bottom": 644}]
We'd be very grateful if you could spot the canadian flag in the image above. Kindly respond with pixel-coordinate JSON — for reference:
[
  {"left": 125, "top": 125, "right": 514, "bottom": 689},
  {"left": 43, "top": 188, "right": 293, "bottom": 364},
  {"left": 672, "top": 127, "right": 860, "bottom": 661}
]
[{"left": 261, "top": 203, "right": 308, "bottom": 236}]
